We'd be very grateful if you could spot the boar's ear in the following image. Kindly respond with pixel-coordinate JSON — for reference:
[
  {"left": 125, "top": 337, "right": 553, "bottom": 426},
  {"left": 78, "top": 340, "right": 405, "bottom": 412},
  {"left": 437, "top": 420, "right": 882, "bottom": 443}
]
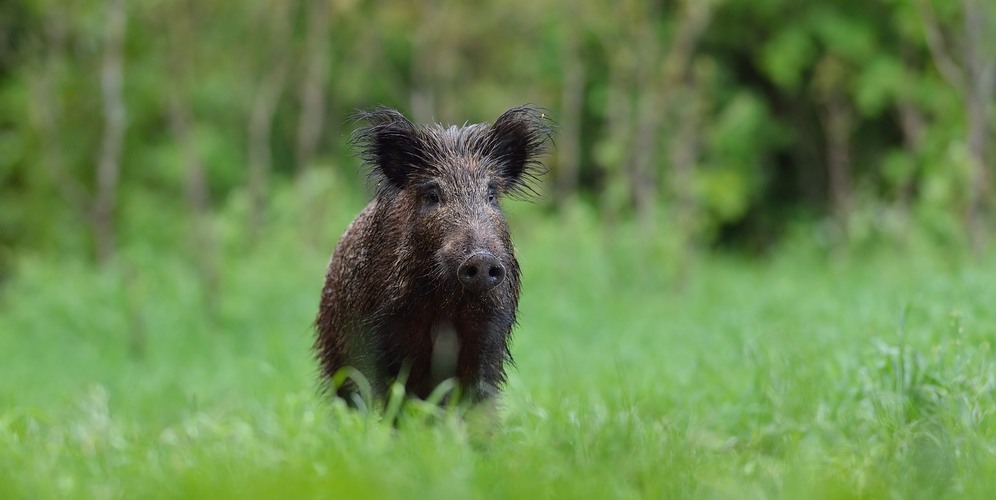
[
  {"left": 352, "top": 107, "right": 428, "bottom": 189},
  {"left": 484, "top": 106, "right": 553, "bottom": 197}
]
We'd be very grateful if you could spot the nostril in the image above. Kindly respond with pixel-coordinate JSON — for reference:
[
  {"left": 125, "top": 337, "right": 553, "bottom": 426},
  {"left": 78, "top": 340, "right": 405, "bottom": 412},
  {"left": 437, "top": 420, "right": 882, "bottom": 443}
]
[
  {"left": 488, "top": 265, "right": 503, "bottom": 279},
  {"left": 458, "top": 253, "right": 505, "bottom": 292}
]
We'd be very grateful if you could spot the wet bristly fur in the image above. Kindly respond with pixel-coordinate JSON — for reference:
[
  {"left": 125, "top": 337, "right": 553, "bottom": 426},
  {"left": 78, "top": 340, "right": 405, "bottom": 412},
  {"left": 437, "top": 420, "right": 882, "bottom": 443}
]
[{"left": 314, "top": 106, "right": 552, "bottom": 407}]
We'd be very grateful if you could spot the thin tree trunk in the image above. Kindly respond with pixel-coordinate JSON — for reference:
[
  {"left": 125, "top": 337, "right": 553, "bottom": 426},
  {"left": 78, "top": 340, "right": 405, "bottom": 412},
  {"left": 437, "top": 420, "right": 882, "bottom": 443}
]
[
  {"left": 295, "top": 0, "right": 332, "bottom": 172},
  {"left": 247, "top": 69, "right": 287, "bottom": 242},
  {"left": 914, "top": 0, "right": 965, "bottom": 91},
  {"left": 812, "top": 53, "right": 854, "bottom": 236},
  {"left": 897, "top": 100, "right": 925, "bottom": 208},
  {"left": 916, "top": 0, "right": 995, "bottom": 251},
  {"left": 630, "top": 86, "right": 662, "bottom": 224},
  {"left": 33, "top": 14, "right": 88, "bottom": 213},
  {"left": 556, "top": 28, "right": 585, "bottom": 205},
  {"left": 823, "top": 93, "right": 854, "bottom": 232},
  {"left": 669, "top": 84, "right": 703, "bottom": 233},
  {"left": 963, "top": 0, "right": 995, "bottom": 253},
  {"left": 600, "top": 67, "right": 635, "bottom": 224},
  {"left": 627, "top": 6, "right": 665, "bottom": 224},
  {"left": 94, "top": 0, "right": 127, "bottom": 264},
  {"left": 169, "top": 92, "right": 220, "bottom": 317},
  {"left": 660, "top": 1, "right": 713, "bottom": 91},
  {"left": 661, "top": 3, "right": 713, "bottom": 174},
  {"left": 627, "top": 10, "right": 664, "bottom": 224},
  {"left": 893, "top": 98, "right": 925, "bottom": 244},
  {"left": 247, "top": 2, "right": 293, "bottom": 244},
  {"left": 659, "top": 0, "right": 713, "bottom": 231},
  {"left": 163, "top": 0, "right": 211, "bottom": 219},
  {"left": 162, "top": 0, "right": 220, "bottom": 317},
  {"left": 668, "top": 83, "right": 704, "bottom": 291}
]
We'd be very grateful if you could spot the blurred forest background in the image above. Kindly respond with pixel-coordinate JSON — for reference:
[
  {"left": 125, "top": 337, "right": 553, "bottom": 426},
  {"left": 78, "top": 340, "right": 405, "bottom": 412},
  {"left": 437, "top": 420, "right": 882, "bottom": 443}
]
[
  {"left": 0, "top": 0, "right": 994, "bottom": 278},
  {"left": 4, "top": 3, "right": 996, "bottom": 496}
]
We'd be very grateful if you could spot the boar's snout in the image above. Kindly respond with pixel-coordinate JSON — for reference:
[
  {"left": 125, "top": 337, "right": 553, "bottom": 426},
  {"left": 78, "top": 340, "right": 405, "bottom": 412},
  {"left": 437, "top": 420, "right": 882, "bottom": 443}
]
[{"left": 458, "top": 252, "right": 506, "bottom": 293}]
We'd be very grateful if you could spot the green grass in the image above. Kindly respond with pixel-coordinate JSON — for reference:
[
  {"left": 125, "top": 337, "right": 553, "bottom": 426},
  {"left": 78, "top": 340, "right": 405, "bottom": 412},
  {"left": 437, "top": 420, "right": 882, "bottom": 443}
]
[{"left": 2, "top": 190, "right": 996, "bottom": 498}]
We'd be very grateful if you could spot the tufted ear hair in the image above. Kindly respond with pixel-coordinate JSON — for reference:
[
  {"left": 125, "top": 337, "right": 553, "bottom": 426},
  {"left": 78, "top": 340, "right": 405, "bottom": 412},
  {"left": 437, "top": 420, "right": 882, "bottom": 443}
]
[
  {"left": 482, "top": 106, "right": 554, "bottom": 197},
  {"left": 351, "top": 107, "right": 429, "bottom": 189}
]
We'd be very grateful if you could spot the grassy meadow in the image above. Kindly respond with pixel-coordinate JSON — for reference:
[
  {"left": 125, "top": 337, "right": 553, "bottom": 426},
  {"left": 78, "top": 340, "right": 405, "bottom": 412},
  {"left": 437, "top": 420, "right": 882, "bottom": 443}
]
[{"left": 2, "top": 179, "right": 996, "bottom": 499}]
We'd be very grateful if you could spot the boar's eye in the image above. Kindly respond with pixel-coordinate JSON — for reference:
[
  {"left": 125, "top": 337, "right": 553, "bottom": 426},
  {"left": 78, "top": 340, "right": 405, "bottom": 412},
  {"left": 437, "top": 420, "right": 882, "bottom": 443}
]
[
  {"left": 487, "top": 186, "right": 497, "bottom": 204},
  {"left": 422, "top": 186, "right": 442, "bottom": 206}
]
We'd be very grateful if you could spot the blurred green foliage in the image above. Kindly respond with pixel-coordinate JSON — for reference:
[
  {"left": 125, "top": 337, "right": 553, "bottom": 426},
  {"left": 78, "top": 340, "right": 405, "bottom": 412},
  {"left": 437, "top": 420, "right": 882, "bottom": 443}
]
[{"left": 0, "top": 0, "right": 993, "bottom": 273}]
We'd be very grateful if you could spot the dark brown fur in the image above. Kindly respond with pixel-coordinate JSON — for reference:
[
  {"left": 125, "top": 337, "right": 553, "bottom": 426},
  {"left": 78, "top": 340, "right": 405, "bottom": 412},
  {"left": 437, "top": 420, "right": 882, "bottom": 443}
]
[{"left": 315, "top": 106, "right": 552, "bottom": 407}]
